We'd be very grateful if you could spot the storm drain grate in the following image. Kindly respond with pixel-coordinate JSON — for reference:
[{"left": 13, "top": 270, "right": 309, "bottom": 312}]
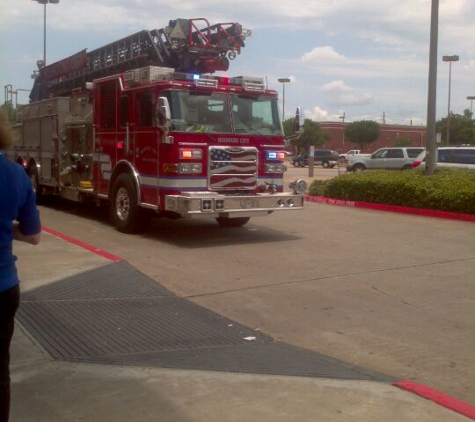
[
  {"left": 17, "top": 261, "right": 395, "bottom": 382},
  {"left": 21, "top": 260, "right": 172, "bottom": 301},
  {"left": 17, "top": 297, "right": 271, "bottom": 359},
  {"left": 69, "top": 342, "right": 394, "bottom": 381}
]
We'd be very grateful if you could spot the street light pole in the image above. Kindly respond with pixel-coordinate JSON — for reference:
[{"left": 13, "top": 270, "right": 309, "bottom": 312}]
[
  {"left": 425, "top": 0, "right": 439, "bottom": 176},
  {"left": 442, "top": 55, "right": 459, "bottom": 146},
  {"left": 278, "top": 78, "right": 291, "bottom": 122},
  {"left": 467, "top": 96, "right": 475, "bottom": 115},
  {"left": 31, "top": 0, "right": 60, "bottom": 66}
]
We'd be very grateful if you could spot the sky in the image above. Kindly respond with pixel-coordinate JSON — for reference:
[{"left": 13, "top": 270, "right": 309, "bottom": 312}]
[{"left": 0, "top": 0, "right": 474, "bottom": 126}]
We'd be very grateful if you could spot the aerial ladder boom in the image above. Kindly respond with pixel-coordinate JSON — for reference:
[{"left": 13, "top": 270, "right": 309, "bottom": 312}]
[{"left": 30, "top": 18, "right": 250, "bottom": 102}]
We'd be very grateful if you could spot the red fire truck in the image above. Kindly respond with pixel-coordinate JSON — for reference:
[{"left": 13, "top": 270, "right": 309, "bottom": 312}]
[{"left": 9, "top": 18, "right": 306, "bottom": 232}]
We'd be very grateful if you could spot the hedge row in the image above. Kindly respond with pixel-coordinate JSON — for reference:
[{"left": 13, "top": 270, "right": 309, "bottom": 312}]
[{"left": 308, "top": 169, "right": 475, "bottom": 215}]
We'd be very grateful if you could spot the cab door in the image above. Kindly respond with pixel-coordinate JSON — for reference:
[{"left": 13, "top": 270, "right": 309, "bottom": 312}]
[
  {"left": 93, "top": 78, "right": 119, "bottom": 196},
  {"left": 132, "top": 90, "right": 160, "bottom": 206}
]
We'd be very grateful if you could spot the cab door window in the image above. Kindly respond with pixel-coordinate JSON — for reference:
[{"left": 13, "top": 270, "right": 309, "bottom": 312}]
[
  {"left": 138, "top": 92, "right": 154, "bottom": 127},
  {"left": 120, "top": 96, "right": 129, "bottom": 128},
  {"left": 99, "top": 80, "right": 117, "bottom": 129}
]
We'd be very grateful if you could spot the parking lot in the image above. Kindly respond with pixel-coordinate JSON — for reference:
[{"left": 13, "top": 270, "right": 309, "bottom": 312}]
[
  {"left": 14, "top": 187, "right": 475, "bottom": 405},
  {"left": 284, "top": 159, "right": 345, "bottom": 190}
]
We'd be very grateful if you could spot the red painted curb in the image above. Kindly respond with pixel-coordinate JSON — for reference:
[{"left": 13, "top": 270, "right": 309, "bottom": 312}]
[
  {"left": 394, "top": 381, "right": 475, "bottom": 420},
  {"left": 42, "top": 226, "right": 123, "bottom": 262},
  {"left": 305, "top": 195, "right": 475, "bottom": 223}
]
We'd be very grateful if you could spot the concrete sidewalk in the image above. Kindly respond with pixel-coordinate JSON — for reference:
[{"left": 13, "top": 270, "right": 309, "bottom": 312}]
[{"left": 10, "top": 231, "right": 473, "bottom": 422}]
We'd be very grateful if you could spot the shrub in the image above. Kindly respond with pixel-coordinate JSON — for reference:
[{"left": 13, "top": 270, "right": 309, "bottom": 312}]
[
  {"left": 308, "top": 179, "right": 327, "bottom": 196},
  {"left": 308, "top": 169, "right": 475, "bottom": 215}
]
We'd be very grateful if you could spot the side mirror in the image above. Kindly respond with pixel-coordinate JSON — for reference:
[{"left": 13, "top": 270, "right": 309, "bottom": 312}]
[
  {"left": 158, "top": 97, "right": 173, "bottom": 144},
  {"left": 157, "top": 97, "right": 171, "bottom": 127},
  {"left": 293, "top": 106, "right": 305, "bottom": 134}
]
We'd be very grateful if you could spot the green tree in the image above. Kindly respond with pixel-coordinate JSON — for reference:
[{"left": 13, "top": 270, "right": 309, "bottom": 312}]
[
  {"left": 283, "top": 118, "right": 331, "bottom": 154},
  {"left": 436, "top": 109, "right": 475, "bottom": 145},
  {"left": 394, "top": 137, "right": 412, "bottom": 147},
  {"left": 0, "top": 102, "right": 17, "bottom": 123},
  {"left": 344, "top": 120, "right": 380, "bottom": 151}
]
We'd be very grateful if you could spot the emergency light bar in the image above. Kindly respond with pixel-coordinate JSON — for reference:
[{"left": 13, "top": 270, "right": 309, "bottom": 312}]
[
  {"left": 230, "top": 76, "right": 265, "bottom": 91},
  {"left": 196, "top": 78, "right": 218, "bottom": 88},
  {"left": 124, "top": 66, "right": 266, "bottom": 92},
  {"left": 124, "top": 66, "right": 175, "bottom": 84}
]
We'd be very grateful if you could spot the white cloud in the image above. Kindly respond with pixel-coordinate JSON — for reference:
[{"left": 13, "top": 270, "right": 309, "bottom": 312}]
[
  {"left": 302, "top": 46, "right": 346, "bottom": 63},
  {"left": 305, "top": 106, "right": 342, "bottom": 122},
  {"left": 321, "top": 80, "right": 352, "bottom": 94},
  {"left": 320, "top": 80, "right": 374, "bottom": 107}
]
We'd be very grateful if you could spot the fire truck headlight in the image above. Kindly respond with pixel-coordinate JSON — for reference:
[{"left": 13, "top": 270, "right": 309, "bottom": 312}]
[
  {"left": 178, "top": 163, "right": 202, "bottom": 174},
  {"left": 289, "top": 179, "right": 307, "bottom": 194},
  {"left": 265, "top": 163, "right": 286, "bottom": 174}
]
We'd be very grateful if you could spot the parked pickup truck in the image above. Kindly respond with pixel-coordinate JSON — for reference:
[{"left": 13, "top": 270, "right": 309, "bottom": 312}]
[
  {"left": 346, "top": 147, "right": 425, "bottom": 172},
  {"left": 339, "top": 150, "right": 370, "bottom": 160}
]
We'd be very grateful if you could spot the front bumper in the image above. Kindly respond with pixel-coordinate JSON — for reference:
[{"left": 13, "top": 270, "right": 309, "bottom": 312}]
[{"left": 165, "top": 191, "right": 305, "bottom": 218}]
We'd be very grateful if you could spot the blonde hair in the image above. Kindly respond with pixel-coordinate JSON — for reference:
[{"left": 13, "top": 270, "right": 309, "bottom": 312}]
[{"left": 0, "top": 109, "right": 13, "bottom": 150}]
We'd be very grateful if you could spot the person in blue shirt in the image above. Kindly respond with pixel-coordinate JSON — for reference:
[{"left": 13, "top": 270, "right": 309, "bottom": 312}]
[{"left": 0, "top": 110, "right": 41, "bottom": 422}]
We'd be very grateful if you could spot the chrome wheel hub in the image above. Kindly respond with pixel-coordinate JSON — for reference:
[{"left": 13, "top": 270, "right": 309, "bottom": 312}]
[{"left": 116, "top": 187, "right": 130, "bottom": 221}]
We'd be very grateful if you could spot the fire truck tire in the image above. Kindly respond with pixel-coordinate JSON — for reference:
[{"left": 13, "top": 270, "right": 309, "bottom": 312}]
[
  {"left": 110, "top": 174, "right": 148, "bottom": 233},
  {"left": 216, "top": 217, "right": 250, "bottom": 227}
]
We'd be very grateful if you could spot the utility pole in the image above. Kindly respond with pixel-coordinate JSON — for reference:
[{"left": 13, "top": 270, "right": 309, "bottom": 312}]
[
  {"left": 425, "top": 0, "right": 439, "bottom": 176},
  {"left": 339, "top": 112, "right": 345, "bottom": 146},
  {"left": 467, "top": 96, "right": 475, "bottom": 115},
  {"left": 278, "top": 78, "right": 291, "bottom": 122},
  {"left": 442, "top": 55, "right": 459, "bottom": 146},
  {"left": 31, "top": 0, "right": 60, "bottom": 66}
]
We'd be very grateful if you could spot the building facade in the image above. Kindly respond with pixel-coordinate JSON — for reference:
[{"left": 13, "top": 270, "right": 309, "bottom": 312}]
[{"left": 318, "top": 122, "right": 427, "bottom": 154}]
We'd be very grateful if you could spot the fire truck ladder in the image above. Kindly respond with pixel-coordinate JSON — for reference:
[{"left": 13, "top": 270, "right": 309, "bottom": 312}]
[{"left": 30, "top": 18, "right": 249, "bottom": 102}]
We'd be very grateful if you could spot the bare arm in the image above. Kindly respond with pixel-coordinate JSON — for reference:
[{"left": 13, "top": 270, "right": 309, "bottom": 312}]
[{"left": 13, "top": 222, "right": 41, "bottom": 245}]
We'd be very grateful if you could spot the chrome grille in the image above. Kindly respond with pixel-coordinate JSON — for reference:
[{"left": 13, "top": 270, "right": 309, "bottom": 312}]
[{"left": 208, "top": 146, "right": 258, "bottom": 190}]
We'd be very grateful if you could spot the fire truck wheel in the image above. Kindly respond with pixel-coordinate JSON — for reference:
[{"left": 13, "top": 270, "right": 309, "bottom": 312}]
[
  {"left": 110, "top": 174, "right": 148, "bottom": 233},
  {"left": 216, "top": 217, "right": 250, "bottom": 227}
]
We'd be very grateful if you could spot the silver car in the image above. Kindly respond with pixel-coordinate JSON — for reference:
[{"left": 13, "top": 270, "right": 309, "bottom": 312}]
[
  {"left": 347, "top": 147, "right": 425, "bottom": 172},
  {"left": 412, "top": 147, "right": 475, "bottom": 170}
]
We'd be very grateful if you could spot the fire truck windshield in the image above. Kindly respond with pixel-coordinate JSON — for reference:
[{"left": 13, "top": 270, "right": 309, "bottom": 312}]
[
  {"left": 231, "top": 94, "right": 282, "bottom": 136},
  {"left": 163, "top": 90, "right": 283, "bottom": 136}
]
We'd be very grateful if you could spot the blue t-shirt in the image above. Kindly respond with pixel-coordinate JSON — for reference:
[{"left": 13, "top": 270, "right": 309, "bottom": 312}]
[{"left": 0, "top": 153, "right": 41, "bottom": 293}]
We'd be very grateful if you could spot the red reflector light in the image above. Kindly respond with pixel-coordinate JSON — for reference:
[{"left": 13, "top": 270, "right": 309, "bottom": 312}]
[
  {"left": 412, "top": 161, "right": 421, "bottom": 168},
  {"left": 163, "top": 163, "right": 178, "bottom": 173}
]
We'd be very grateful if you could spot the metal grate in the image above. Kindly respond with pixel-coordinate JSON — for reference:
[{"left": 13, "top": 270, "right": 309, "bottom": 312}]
[{"left": 17, "top": 261, "right": 395, "bottom": 382}]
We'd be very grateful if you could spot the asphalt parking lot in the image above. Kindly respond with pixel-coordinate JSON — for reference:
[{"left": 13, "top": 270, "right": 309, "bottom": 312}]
[{"left": 284, "top": 158, "right": 344, "bottom": 189}]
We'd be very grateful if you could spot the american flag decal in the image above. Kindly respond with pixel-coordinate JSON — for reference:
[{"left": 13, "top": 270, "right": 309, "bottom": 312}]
[{"left": 209, "top": 147, "right": 258, "bottom": 190}]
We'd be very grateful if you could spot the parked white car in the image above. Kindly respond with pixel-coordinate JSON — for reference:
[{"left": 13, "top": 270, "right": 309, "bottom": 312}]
[
  {"left": 347, "top": 147, "right": 425, "bottom": 172},
  {"left": 411, "top": 147, "right": 475, "bottom": 170}
]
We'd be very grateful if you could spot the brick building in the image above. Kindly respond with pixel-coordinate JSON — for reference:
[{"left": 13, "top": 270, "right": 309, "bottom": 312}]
[{"left": 318, "top": 122, "right": 427, "bottom": 154}]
